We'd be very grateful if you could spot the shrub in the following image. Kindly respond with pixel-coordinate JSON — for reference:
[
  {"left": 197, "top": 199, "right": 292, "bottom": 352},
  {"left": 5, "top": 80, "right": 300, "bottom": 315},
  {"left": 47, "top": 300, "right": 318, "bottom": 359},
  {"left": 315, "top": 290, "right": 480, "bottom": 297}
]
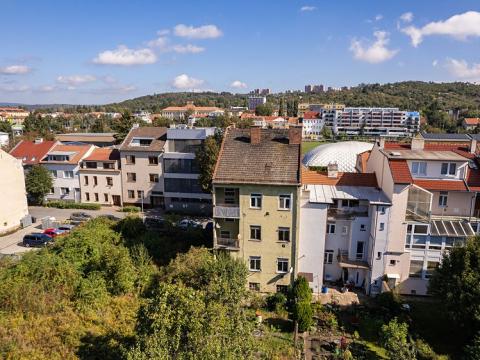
[
  {"left": 45, "top": 201, "right": 101, "bottom": 210},
  {"left": 290, "top": 277, "right": 313, "bottom": 332},
  {"left": 266, "top": 292, "right": 287, "bottom": 314},
  {"left": 380, "top": 318, "right": 417, "bottom": 360},
  {"left": 415, "top": 339, "right": 437, "bottom": 360},
  {"left": 74, "top": 272, "right": 109, "bottom": 311},
  {"left": 375, "top": 291, "right": 402, "bottom": 316},
  {"left": 121, "top": 206, "right": 140, "bottom": 213}
]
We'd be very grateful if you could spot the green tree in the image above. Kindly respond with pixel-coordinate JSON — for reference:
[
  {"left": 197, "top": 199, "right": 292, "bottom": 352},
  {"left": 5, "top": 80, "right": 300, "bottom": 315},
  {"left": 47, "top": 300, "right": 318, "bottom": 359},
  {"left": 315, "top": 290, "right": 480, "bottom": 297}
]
[
  {"left": 25, "top": 165, "right": 53, "bottom": 205},
  {"left": 196, "top": 134, "right": 221, "bottom": 192},
  {"left": 0, "top": 120, "right": 12, "bottom": 134},
  {"left": 429, "top": 236, "right": 480, "bottom": 338},
  {"left": 465, "top": 333, "right": 480, "bottom": 360},
  {"left": 290, "top": 276, "right": 313, "bottom": 332},
  {"left": 152, "top": 116, "right": 171, "bottom": 127},
  {"left": 321, "top": 125, "right": 332, "bottom": 139},
  {"left": 380, "top": 318, "right": 417, "bottom": 360},
  {"left": 278, "top": 98, "right": 285, "bottom": 116},
  {"left": 112, "top": 110, "right": 135, "bottom": 142},
  {"left": 255, "top": 103, "right": 274, "bottom": 116}
]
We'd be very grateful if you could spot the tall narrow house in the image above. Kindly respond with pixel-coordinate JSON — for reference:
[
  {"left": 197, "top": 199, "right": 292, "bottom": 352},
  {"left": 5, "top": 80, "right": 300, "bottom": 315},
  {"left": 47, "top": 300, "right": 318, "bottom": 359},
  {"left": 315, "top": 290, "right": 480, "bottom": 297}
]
[{"left": 212, "top": 127, "right": 302, "bottom": 293}]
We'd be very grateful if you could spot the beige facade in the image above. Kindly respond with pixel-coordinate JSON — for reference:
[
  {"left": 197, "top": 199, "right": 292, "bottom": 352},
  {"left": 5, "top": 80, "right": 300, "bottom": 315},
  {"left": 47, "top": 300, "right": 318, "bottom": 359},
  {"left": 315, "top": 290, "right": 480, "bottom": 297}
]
[
  {"left": 214, "top": 184, "right": 300, "bottom": 293},
  {"left": 79, "top": 157, "right": 122, "bottom": 206},
  {"left": 0, "top": 150, "right": 28, "bottom": 234}
]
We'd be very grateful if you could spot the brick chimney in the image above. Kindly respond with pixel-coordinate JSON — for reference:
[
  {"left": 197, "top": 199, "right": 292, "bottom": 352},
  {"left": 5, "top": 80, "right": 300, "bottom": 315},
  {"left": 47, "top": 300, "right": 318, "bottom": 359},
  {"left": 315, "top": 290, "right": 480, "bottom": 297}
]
[
  {"left": 471, "top": 138, "right": 477, "bottom": 154},
  {"left": 288, "top": 126, "right": 302, "bottom": 145},
  {"left": 327, "top": 162, "right": 338, "bottom": 178},
  {"left": 250, "top": 126, "right": 262, "bottom": 145},
  {"left": 411, "top": 134, "right": 425, "bottom": 150}
]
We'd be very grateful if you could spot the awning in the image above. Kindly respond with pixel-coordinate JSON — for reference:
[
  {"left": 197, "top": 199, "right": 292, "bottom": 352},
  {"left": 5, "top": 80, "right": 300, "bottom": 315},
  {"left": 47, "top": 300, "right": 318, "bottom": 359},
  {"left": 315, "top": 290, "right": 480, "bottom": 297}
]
[
  {"left": 430, "top": 220, "right": 475, "bottom": 237},
  {"left": 386, "top": 273, "right": 400, "bottom": 279}
]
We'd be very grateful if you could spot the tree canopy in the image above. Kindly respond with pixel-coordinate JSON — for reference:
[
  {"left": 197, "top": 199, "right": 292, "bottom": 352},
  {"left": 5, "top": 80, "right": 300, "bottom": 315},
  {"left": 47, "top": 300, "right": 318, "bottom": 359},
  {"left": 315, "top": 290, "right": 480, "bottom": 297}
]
[
  {"left": 25, "top": 164, "right": 53, "bottom": 205},
  {"left": 196, "top": 134, "right": 221, "bottom": 193}
]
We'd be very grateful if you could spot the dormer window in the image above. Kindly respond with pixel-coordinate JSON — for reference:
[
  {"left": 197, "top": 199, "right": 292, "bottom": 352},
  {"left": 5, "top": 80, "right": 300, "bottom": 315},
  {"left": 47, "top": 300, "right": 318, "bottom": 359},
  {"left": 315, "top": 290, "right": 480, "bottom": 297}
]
[
  {"left": 130, "top": 137, "right": 153, "bottom": 147},
  {"left": 411, "top": 161, "right": 427, "bottom": 176},
  {"left": 441, "top": 162, "right": 456, "bottom": 176}
]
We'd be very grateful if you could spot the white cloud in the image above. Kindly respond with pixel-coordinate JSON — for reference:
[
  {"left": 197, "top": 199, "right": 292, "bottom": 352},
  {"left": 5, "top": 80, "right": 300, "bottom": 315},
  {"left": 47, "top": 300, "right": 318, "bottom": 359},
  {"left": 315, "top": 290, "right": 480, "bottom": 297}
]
[
  {"left": 147, "top": 36, "right": 169, "bottom": 49},
  {"left": 445, "top": 58, "right": 480, "bottom": 81},
  {"left": 38, "top": 85, "right": 56, "bottom": 92},
  {"left": 375, "top": 14, "right": 383, "bottom": 21},
  {"left": 157, "top": 29, "right": 170, "bottom": 36},
  {"left": 0, "top": 84, "right": 30, "bottom": 92},
  {"left": 174, "top": 24, "right": 222, "bottom": 39},
  {"left": 172, "top": 44, "right": 205, "bottom": 54},
  {"left": 400, "top": 12, "right": 413, "bottom": 23},
  {"left": 172, "top": 74, "right": 204, "bottom": 89},
  {"left": 93, "top": 45, "right": 157, "bottom": 65},
  {"left": 300, "top": 6, "right": 316, "bottom": 12},
  {"left": 432, "top": 59, "right": 439, "bottom": 67},
  {"left": 350, "top": 31, "right": 398, "bottom": 64},
  {"left": 230, "top": 80, "right": 247, "bottom": 89},
  {"left": 57, "top": 74, "right": 96, "bottom": 85},
  {"left": 0, "top": 65, "right": 31, "bottom": 75},
  {"left": 401, "top": 11, "right": 480, "bottom": 47}
]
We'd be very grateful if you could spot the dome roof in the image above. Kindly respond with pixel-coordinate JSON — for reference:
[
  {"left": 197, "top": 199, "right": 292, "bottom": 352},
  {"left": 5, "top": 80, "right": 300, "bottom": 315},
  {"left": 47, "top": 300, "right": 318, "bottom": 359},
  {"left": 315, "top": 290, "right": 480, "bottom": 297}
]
[{"left": 302, "top": 141, "right": 373, "bottom": 172}]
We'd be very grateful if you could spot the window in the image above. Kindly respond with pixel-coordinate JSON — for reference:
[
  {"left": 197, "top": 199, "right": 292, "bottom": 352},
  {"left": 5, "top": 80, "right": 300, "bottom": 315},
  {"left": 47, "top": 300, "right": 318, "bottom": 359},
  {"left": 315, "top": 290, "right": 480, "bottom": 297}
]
[
  {"left": 278, "top": 227, "right": 290, "bottom": 242},
  {"left": 441, "top": 162, "right": 456, "bottom": 176},
  {"left": 379, "top": 222, "right": 385, "bottom": 231},
  {"left": 324, "top": 250, "right": 334, "bottom": 264},
  {"left": 148, "top": 156, "right": 159, "bottom": 165},
  {"left": 50, "top": 170, "right": 57, "bottom": 178},
  {"left": 150, "top": 174, "right": 159, "bottom": 183},
  {"left": 49, "top": 187, "right": 54, "bottom": 194},
  {"left": 377, "top": 252, "right": 382, "bottom": 260},
  {"left": 128, "top": 190, "right": 135, "bottom": 199},
  {"left": 64, "top": 171, "right": 74, "bottom": 179},
  {"left": 279, "top": 194, "right": 291, "bottom": 210},
  {"left": 409, "top": 260, "right": 424, "bottom": 278},
  {"left": 341, "top": 199, "right": 359, "bottom": 208},
  {"left": 60, "top": 187, "right": 70, "bottom": 195},
  {"left": 126, "top": 155, "right": 135, "bottom": 164},
  {"left": 127, "top": 172, "right": 136, "bottom": 182},
  {"left": 249, "top": 282, "right": 260, "bottom": 291},
  {"left": 360, "top": 224, "right": 366, "bottom": 231},
  {"left": 342, "top": 226, "right": 348, "bottom": 235},
  {"left": 429, "top": 236, "right": 443, "bottom": 250},
  {"left": 356, "top": 242, "right": 365, "bottom": 260},
  {"left": 250, "top": 194, "right": 262, "bottom": 209},
  {"left": 93, "top": 176, "right": 98, "bottom": 186},
  {"left": 224, "top": 188, "right": 236, "bottom": 204},
  {"left": 413, "top": 224, "right": 428, "bottom": 234},
  {"left": 425, "top": 261, "right": 439, "bottom": 278},
  {"left": 137, "top": 190, "right": 144, "bottom": 199},
  {"left": 84, "top": 176, "right": 89, "bottom": 185},
  {"left": 94, "top": 193, "right": 99, "bottom": 202},
  {"left": 104, "top": 193, "right": 108, "bottom": 202},
  {"left": 85, "top": 192, "right": 90, "bottom": 201},
  {"left": 379, "top": 206, "right": 386, "bottom": 214},
  {"left": 277, "top": 258, "right": 289, "bottom": 273},
  {"left": 390, "top": 259, "right": 396, "bottom": 266},
  {"left": 220, "top": 230, "right": 231, "bottom": 239},
  {"left": 250, "top": 225, "right": 261, "bottom": 241},
  {"left": 327, "top": 223, "right": 336, "bottom": 234},
  {"left": 438, "top": 191, "right": 448, "bottom": 207},
  {"left": 85, "top": 161, "right": 97, "bottom": 169},
  {"left": 103, "top": 162, "right": 114, "bottom": 169},
  {"left": 249, "top": 256, "right": 261, "bottom": 271},
  {"left": 106, "top": 177, "right": 113, "bottom": 186},
  {"left": 412, "top": 235, "right": 427, "bottom": 249},
  {"left": 412, "top": 161, "right": 427, "bottom": 176},
  {"left": 276, "top": 285, "right": 288, "bottom": 293}
]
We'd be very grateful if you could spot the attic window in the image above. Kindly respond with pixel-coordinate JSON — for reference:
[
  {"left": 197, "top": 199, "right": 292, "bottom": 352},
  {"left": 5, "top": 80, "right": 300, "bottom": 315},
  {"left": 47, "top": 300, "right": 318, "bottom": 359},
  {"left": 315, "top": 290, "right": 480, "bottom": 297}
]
[{"left": 130, "top": 138, "right": 153, "bottom": 147}]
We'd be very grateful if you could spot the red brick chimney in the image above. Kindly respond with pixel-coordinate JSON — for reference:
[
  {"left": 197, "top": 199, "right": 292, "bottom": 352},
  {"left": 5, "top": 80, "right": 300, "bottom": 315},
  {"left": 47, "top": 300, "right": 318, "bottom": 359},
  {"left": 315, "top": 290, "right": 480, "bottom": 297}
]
[
  {"left": 288, "top": 126, "right": 302, "bottom": 145},
  {"left": 250, "top": 127, "right": 262, "bottom": 144}
]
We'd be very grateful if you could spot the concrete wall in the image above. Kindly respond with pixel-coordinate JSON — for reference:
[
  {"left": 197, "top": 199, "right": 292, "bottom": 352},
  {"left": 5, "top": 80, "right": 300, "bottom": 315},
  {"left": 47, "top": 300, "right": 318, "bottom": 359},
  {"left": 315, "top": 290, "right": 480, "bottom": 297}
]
[
  {"left": 0, "top": 150, "right": 28, "bottom": 234},
  {"left": 430, "top": 190, "right": 475, "bottom": 217}
]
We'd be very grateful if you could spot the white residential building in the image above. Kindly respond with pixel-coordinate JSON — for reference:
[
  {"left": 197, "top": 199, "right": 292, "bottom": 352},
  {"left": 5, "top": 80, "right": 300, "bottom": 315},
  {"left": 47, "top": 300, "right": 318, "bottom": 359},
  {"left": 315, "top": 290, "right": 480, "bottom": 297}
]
[
  {"left": 301, "top": 111, "right": 324, "bottom": 138},
  {"left": 247, "top": 96, "right": 266, "bottom": 111}
]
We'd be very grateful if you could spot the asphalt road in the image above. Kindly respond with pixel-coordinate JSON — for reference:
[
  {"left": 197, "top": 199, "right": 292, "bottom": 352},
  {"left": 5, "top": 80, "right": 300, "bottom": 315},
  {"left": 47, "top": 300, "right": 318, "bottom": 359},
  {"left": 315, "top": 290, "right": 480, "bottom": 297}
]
[{"left": 0, "top": 206, "right": 127, "bottom": 255}]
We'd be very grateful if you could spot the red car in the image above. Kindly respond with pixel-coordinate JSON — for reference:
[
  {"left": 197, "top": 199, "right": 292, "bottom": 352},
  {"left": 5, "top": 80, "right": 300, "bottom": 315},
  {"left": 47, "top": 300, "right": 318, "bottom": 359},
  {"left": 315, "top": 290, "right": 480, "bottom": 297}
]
[{"left": 43, "top": 228, "right": 67, "bottom": 238}]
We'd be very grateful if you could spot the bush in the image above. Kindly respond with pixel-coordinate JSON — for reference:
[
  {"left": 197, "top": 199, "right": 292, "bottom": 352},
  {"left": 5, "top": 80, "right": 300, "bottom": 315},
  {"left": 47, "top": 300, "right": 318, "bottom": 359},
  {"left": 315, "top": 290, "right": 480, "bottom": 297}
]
[
  {"left": 415, "top": 339, "right": 437, "bottom": 360},
  {"left": 121, "top": 206, "right": 140, "bottom": 213},
  {"left": 45, "top": 201, "right": 101, "bottom": 210},
  {"left": 375, "top": 291, "right": 402, "bottom": 316},
  {"left": 380, "top": 318, "right": 417, "bottom": 360},
  {"left": 266, "top": 292, "right": 287, "bottom": 314},
  {"left": 290, "top": 277, "right": 313, "bottom": 332}
]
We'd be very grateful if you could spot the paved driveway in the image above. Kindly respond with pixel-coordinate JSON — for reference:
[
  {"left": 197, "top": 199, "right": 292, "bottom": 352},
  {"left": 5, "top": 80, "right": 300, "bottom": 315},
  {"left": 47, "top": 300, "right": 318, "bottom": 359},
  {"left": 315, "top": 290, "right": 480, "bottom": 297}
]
[{"left": 0, "top": 206, "right": 127, "bottom": 255}]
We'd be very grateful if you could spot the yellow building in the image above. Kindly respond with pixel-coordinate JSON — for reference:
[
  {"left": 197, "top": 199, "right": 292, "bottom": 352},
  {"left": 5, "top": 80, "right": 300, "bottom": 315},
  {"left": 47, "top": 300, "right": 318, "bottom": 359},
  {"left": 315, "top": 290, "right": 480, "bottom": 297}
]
[{"left": 212, "top": 127, "right": 302, "bottom": 293}]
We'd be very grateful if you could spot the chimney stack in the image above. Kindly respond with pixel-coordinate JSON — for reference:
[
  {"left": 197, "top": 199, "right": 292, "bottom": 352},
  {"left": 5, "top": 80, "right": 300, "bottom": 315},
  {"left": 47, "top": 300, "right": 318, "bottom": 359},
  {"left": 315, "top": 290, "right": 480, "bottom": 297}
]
[
  {"left": 250, "top": 126, "right": 262, "bottom": 145},
  {"left": 379, "top": 137, "right": 385, "bottom": 149},
  {"left": 327, "top": 162, "right": 339, "bottom": 178},
  {"left": 288, "top": 125, "right": 302, "bottom": 145},
  {"left": 411, "top": 134, "right": 425, "bottom": 151},
  {"left": 470, "top": 138, "right": 477, "bottom": 154}
]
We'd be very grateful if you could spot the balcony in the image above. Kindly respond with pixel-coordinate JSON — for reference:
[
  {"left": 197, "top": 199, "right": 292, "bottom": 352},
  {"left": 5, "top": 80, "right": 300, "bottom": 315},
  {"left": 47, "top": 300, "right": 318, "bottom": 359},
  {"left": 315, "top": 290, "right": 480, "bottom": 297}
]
[
  {"left": 216, "top": 237, "right": 240, "bottom": 250},
  {"left": 337, "top": 249, "right": 369, "bottom": 269},
  {"left": 213, "top": 204, "right": 240, "bottom": 219},
  {"left": 327, "top": 207, "right": 368, "bottom": 219}
]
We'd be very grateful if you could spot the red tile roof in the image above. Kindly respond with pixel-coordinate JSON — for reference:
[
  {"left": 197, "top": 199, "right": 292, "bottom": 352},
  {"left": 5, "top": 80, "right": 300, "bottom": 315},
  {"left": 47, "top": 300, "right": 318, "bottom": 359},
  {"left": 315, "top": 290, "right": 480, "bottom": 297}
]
[
  {"left": 424, "top": 143, "right": 471, "bottom": 151},
  {"left": 467, "top": 165, "right": 480, "bottom": 191},
  {"left": 83, "top": 148, "right": 119, "bottom": 161},
  {"left": 384, "top": 142, "right": 411, "bottom": 150},
  {"left": 413, "top": 179, "right": 468, "bottom": 191},
  {"left": 41, "top": 144, "right": 93, "bottom": 164},
  {"left": 389, "top": 160, "right": 412, "bottom": 184},
  {"left": 464, "top": 118, "right": 480, "bottom": 126},
  {"left": 9, "top": 140, "right": 57, "bottom": 165},
  {"left": 303, "top": 111, "right": 320, "bottom": 119},
  {"left": 301, "top": 167, "right": 378, "bottom": 187}
]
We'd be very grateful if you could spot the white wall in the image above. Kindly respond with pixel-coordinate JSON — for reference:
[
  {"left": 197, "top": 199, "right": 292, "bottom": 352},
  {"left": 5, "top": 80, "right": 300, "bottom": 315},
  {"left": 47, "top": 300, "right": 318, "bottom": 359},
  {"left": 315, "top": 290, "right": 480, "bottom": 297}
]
[
  {"left": 407, "top": 159, "right": 468, "bottom": 180},
  {"left": 44, "top": 163, "right": 82, "bottom": 202}
]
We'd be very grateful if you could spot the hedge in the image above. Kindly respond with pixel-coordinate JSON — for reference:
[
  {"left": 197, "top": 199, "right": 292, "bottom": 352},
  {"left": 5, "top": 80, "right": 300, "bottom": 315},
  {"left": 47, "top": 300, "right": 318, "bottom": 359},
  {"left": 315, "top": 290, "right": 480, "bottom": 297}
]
[
  {"left": 45, "top": 201, "right": 101, "bottom": 210},
  {"left": 121, "top": 206, "right": 140, "bottom": 213}
]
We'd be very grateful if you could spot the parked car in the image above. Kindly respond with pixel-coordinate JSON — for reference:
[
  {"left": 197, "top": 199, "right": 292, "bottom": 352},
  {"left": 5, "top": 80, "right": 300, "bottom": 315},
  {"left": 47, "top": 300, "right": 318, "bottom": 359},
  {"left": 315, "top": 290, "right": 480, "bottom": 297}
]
[
  {"left": 43, "top": 228, "right": 66, "bottom": 238},
  {"left": 57, "top": 224, "right": 76, "bottom": 233},
  {"left": 23, "top": 233, "right": 53, "bottom": 247},
  {"left": 70, "top": 212, "right": 92, "bottom": 221},
  {"left": 177, "top": 218, "right": 202, "bottom": 230}
]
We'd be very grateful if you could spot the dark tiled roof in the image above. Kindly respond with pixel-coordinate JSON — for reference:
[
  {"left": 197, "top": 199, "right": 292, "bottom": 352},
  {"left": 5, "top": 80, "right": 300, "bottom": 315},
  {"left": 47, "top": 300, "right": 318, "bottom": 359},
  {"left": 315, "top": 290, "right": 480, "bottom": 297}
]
[
  {"left": 420, "top": 132, "right": 471, "bottom": 140},
  {"left": 119, "top": 127, "right": 167, "bottom": 152},
  {"left": 389, "top": 159, "right": 413, "bottom": 184},
  {"left": 213, "top": 128, "right": 300, "bottom": 185},
  {"left": 301, "top": 167, "right": 378, "bottom": 187}
]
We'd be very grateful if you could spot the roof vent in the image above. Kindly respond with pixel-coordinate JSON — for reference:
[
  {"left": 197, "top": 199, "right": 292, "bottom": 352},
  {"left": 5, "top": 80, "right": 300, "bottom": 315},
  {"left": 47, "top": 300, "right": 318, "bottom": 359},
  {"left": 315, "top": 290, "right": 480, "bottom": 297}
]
[
  {"left": 389, "top": 151, "right": 401, "bottom": 157},
  {"left": 327, "top": 162, "right": 338, "bottom": 178},
  {"left": 34, "top": 138, "right": 43, "bottom": 144}
]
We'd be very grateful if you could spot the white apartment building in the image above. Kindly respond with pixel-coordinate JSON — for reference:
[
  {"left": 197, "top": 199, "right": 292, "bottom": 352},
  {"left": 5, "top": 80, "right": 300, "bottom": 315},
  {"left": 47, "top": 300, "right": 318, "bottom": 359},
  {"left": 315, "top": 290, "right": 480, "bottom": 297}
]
[
  {"left": 301, "top": 111, "right": 324, "bottom": 139},
  {"left": 0, "top": 149, "right": 28, "bottom": 235},
  {"left": 247, "top": 96, "right": 266, "bottom": 111},
  {"left": 41, "top": 144, "right": 95, "bottom": 202}
]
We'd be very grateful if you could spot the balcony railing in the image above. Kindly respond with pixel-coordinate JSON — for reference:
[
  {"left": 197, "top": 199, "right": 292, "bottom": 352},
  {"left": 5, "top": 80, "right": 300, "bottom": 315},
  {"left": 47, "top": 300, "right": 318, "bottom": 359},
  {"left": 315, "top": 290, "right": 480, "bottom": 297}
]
[
  {"left": 213, "top": 204, "right": 240, "bottom": 219},
  {"left": 328, "top": 208, "right": 368, "bottom": 219},
  {"left": 216, "top": 238, "right": 239, "bottom": 250}
]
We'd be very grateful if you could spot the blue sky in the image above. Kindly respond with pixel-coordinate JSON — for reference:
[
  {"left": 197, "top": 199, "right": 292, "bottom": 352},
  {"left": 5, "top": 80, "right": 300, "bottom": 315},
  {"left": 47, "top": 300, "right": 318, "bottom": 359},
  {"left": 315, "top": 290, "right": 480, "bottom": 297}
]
[{"left": 1, "top": 0, "right": 480, "bottom": 104}]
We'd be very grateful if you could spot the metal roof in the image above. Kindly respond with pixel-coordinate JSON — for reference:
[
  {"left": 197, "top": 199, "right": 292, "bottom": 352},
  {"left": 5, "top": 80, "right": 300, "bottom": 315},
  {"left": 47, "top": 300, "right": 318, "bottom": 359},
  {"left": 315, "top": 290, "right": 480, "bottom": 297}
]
[
  {"left": 306, "top": 184, "right": 390, "bottom": 205},
  {"left": 167, "top": 127, "right": 216, "bottom": 140},
  {"left": 420, "top": 132, "right": 471, "bottom": 140},
  {"left": 384, "top": 149, "right": 468, "bottom": 161},
  {"left": 430, "top": 219, "right": 474, "bottom": 237}
]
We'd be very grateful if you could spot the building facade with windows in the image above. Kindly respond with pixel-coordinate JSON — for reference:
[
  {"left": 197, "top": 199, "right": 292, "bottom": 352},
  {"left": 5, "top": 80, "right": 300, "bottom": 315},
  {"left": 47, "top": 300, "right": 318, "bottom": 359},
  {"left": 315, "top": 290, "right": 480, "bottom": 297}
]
[
  {"left": 79, "top": 148, "right": 123, "bottom": 206},
  {"left": 41, "top": 144, "right": 95, "bottom": 202},
  {"left": 163, "top": 127, "right": 215, "bottom": 214},
  {"left": 160, "top": 101, "right": 223, "bottom": 121},
  {"left": 119, "top": 126, "right": 167, "bottom": 207},
  {"left": 212, "top": 127, "right": 302, "bottom": 293},
  {"left": 247, "top": 96, "right": 266, "bottom": 111}
]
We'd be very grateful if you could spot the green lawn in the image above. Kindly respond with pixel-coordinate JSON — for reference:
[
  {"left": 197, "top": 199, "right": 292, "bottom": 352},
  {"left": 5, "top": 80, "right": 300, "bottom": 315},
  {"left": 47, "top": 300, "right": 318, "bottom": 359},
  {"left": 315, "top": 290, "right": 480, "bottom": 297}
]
[{"left": 302, "top": 141, "right": 325, "bottom": 155}]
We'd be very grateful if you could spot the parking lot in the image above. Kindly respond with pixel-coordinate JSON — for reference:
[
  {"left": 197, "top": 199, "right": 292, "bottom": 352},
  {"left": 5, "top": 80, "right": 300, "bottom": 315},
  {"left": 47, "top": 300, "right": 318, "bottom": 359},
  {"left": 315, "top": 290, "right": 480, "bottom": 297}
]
[{"left": 0, "top": 206, "right": 128, "bottom": 255}]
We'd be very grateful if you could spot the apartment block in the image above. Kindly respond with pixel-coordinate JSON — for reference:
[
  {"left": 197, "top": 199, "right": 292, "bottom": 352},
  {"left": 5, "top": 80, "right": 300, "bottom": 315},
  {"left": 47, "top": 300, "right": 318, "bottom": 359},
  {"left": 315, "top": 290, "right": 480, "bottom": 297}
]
[
  {"left": 119, "top": 126, "right": 167, "bottom": 207},
  {"left": 247, "top": 96, "right": 266, "bottom": 111},
  {"left": 79, "top": 148, "right": 123, "bottom": 206},
  {"left": 213, "top": 127, "right": 302, "bottom": 293},
  {"left": 161, "top": 101, "right": 223, "bottom": 121},
  {"left": 41, "top": 144, "right": 95, "bottom": 202}
]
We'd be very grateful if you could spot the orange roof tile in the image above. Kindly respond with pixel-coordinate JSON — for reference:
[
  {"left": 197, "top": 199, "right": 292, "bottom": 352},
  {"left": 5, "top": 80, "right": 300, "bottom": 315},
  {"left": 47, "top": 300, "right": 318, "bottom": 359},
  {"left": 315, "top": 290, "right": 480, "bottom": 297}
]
[
  {"left": 464, "top": 118, "right": 480, "bottom": 126},
  {"left": 389, "top": 160, "right": 412, "bottom": 184},
  {"left": 41, "top": 144, "right": 93, "bottom": 164},
  {"left": 303, "top": 111, "right": 320, "bottom": 119},
  {"left": 413, "top": 179, "right": 468, "bottom": 191},
  {"left": 301, "top": 167, "right": 378, "bottom": 187},
  {"left": 9, "top": 140, "right": 57, "bottom": 165},
  {"left": 84, "top": 148, "right": 119, "bottom": 161}
]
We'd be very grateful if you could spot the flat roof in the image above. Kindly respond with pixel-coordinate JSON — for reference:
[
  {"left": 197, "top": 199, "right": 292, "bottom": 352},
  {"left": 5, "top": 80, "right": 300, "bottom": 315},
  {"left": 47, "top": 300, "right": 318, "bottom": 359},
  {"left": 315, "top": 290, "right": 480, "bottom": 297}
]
[
  {"left": 384, "top": 149, "right": 468, "bottom": 161},
  {"left": 306, "top": 184, "right": 391, "bottom": 205}
]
